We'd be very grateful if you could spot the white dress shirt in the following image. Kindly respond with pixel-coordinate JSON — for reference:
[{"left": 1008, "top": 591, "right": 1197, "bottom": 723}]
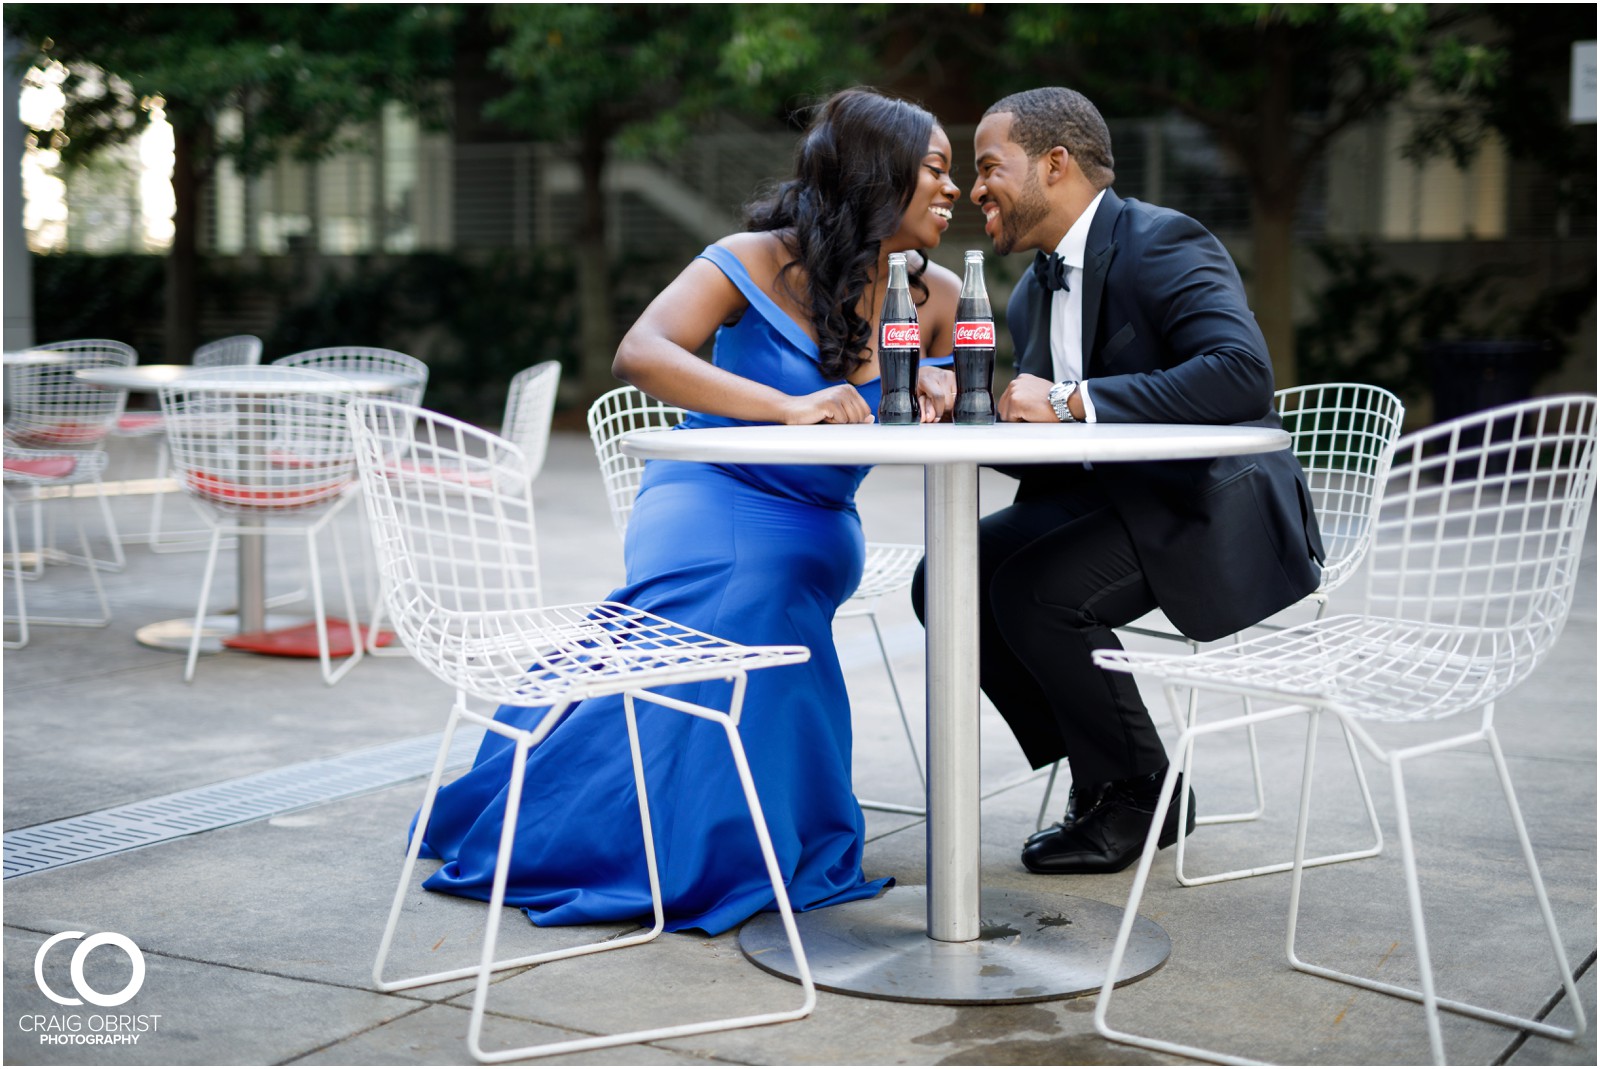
[{"left": 1048, "top": 188, "right": 1106, "bottom": 423}]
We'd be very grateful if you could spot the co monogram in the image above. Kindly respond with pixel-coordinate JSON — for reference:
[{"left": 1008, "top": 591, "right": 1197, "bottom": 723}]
[{"left": 33, "top": 932, "right": 146, "bottom": 1007}]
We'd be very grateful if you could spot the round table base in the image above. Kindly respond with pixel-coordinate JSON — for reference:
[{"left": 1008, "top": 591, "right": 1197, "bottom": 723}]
[
  {"left": 135, "top": 613, "right": 302, "bottom": 653},
  {"left": 738, "top": 884, "right": 1168, "bottom": 1004}
]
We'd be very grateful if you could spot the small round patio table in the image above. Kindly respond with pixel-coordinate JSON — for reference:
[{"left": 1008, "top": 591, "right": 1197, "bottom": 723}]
[{"left": 623, "top": 420, "right": 1291, "bottom": 1004}]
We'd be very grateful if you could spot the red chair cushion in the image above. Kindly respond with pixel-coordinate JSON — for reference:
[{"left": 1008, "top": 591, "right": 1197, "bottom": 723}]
[
  {"left": 3, "top": 455, "right": 78, "bottom": 479},
  {"left": 8, "top": 421, "right": 107, "bottom": 446},
  {"left": 117, "top": 413, "right": 166, "bottom": 434},
  {"left": 186, "top": 471, "right": 351, "bottom": 509}
]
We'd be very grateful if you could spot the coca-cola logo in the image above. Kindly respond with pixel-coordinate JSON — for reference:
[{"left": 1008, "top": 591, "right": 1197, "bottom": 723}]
[
  {"left": 881, "top": 322, "right": 921, "bottom": 349},
  {"left": 953, "top": 321, "right": 996, "bottom": 347}
]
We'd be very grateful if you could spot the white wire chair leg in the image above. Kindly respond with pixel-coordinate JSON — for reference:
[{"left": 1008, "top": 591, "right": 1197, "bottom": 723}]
[
  {"left": 4, "top": 496, "right": 28, "bottom": 649},
  {"left": 145, "top": 442, "right": 218, "bottom": 553},
  {"left": 1035, "top": 641, "right": 1268, "bottom": 832},
  {"left": 465, "top": 679, "right": 815, "bottom": 1063},
  {"left": 3, "top": 493, "right": 112, "bottom": 644},
  {"left": 363, "top": 578, "right": 410, "bottom": 657},
  {"left": 1173, "top": 687, "right": 1384, "bottom": 887},
  {"left": 1093, "top": 685, "right": 1312, "bottom": 1065},
  {"left": 855, "top": 609, "right": 926, "bottom": 817},
  {"left": 1285, "top": 718, "right": 1587, "bottom": 1064},
  {"left": 184, "top": 528, "right": 226, "bottom": 682},
  {"left": 305, "top": 517, "right": 364, "bottom": 685}
]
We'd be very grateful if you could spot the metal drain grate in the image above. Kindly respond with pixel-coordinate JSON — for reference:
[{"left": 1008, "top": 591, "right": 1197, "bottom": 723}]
[{"left": 4, "top": 726, "right": 486, "bottom": 879}]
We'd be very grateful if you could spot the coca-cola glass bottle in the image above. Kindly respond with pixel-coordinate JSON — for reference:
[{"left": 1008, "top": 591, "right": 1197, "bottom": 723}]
[
  {"left": 877, "top": 252, "right": 920, "bottom": 426},
  {"left": 953, "top": 250, "right": 996, "bottom": 425}
]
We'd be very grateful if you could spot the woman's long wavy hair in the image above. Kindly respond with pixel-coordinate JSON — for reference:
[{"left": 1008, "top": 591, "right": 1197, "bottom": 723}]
[{"left": 744, "top": 88, "right": 934, "bottom": 381}]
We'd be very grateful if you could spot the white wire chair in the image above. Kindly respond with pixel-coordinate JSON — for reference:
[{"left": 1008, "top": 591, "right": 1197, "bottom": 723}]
[
  {"left": 501, "top": 360, "right": 562, "bottom": 482},
  {"left": 158, "top": 365, "right": 365, "bottom": 684},
  {"left": 3, "top": 445, "right": 112, "bottom": 648},
  {"left": 351, "top": 399, "right": 815, "bottom": 1064},
  {"left": 1036, "top": 382, "right": 1406, "bottom": 885},
  {"left": 1089, "top": 395, "right": 1596, "bottom": 1065},
  {"left": 363, "top": 360, "right": 562, "bottom": 657},
  {"left": 586, "top": 384, "right": 926, "bottom": 815},
  {"left": 273, "top": 346, "right": 428, "bottom": 405},
  {"left": 4, "top": 339, "right": 136, "bottom": 570},
  {"left": 131, "top": 335, "right": 265, "bottom": 552}
]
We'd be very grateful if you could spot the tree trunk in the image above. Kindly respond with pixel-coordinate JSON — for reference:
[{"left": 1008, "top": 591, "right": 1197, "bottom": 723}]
[
  {"left": 1245, "top": 22, "right": 1301, "bottom": 390},
  {"left": 576, "top": 126, "right": 614, "bottom": 401},
  {"left": 164, "top": 116, "right": 203, "bottom": 362},
  {"left": 1250, "top": 195, "right": 1297, "bottom": 390}
]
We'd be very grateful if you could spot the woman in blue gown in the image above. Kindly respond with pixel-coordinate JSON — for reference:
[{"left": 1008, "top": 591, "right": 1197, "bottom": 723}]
[{"left": 417, "top": 88, "right": 963, "bottom": 935}]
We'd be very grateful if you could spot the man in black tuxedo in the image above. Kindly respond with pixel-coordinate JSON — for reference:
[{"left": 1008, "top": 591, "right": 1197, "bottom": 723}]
[{"left": 911, "top": 87, "right": 1325, "bottom": 875}]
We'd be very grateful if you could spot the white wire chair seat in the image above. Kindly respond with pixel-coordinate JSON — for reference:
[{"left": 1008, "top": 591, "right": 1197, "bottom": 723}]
[
  {"left": 3, "top": 445, "right": 112, "bottom": 647},
  {"left": 839, "top": 541, "right": 924, "bottom": 603},
  {"left": 159, "top": 365, "right": 365, "bottom": 684},
  {"left": 586, "top": 384, "right": 927, "bottom": 815},
  {"left": 351, "top": 399, "right": 816, "bottom": 1062},
  {"left": 1087, "top": 394, "right": 1595, "bottom": 1065},
  {"left": 1100, "top": 615, "right": 1521, "bottom": 728},
  {"left": 1037, "top": 381, "right": 1406, "bottom": 885},
  {"left": 395, "top": 598, "right": 812, "bottom": 709}
]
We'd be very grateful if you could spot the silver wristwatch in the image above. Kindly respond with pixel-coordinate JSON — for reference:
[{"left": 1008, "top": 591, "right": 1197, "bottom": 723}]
[{"left": 1048, "top": 380, "right": 1080, "bottom": 423}]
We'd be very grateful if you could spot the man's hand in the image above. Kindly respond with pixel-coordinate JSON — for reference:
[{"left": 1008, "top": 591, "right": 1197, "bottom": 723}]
[
  {"left": 998, "top": 373, "right": 1058, "bottom": 422},
  {"left": 915, "top": 365, "right": 957, "bottom": 423}
]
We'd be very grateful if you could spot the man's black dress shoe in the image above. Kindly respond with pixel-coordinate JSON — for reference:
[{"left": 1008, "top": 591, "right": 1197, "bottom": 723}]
[
  {"left": 1024, "top": 779, "right": 1110, "bottom": 847},
  {"left": 1020, "top": 770, "right": 1197, "bottom": 875}
]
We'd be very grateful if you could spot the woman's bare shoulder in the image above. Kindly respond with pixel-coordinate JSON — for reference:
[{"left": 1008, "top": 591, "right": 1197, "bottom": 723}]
[{"left": 714, "top": 231, "right": 794, "bottom": 281}]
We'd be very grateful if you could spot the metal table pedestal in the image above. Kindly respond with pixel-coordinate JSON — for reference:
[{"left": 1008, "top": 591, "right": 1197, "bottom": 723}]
[{"left": 739, "top": 886, "right": 1169, "bottom": 1004}]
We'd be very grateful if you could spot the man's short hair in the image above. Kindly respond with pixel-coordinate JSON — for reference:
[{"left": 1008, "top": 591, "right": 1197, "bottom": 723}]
[{"left": 985, "top": 88, "right": 1116, "bottom": 189}]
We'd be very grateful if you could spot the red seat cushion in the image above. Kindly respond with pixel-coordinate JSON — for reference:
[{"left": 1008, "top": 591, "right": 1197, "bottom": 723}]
[
  {"left": 186, "top": 471, "right": 351, "bottom": 509},
  {"left": 8, "top": 421, "right": 107, "bottom": 446},
  {"left": 117, "top": 413, "right": 166, "bottom": 434},
  {"left": 3, "top": 455, "right": 78, "bottom": 479}
]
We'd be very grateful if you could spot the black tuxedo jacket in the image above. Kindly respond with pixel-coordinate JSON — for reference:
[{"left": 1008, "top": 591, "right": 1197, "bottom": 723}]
[{"left": 1004, "top": 189, "right": 1324, "bottom": 641}]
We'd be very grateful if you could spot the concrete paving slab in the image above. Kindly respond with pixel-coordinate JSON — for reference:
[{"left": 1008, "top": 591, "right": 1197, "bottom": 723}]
[{"left": 5, "top": 927, "right": 415, "bottom": 1066}]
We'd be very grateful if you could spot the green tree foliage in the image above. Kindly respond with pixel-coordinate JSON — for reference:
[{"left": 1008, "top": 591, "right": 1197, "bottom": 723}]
[
  {"left": 485, "top": 3, "right": 890, "bottom": 398},
  {"left": 7, "top": 3, "right": 458, "bottom": 357},
  {"left": 987, "top": 3, "right": 1517, "bottom": 387}
]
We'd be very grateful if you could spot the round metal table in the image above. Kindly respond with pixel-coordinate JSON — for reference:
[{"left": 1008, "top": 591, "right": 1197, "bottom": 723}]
[{"left": 622, "top": 421, "right": 1291, "bottom": 1004}]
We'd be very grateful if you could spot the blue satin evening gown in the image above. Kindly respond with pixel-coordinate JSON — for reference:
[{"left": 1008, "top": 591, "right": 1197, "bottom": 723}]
[{"left": 414, "top": 243, "right": 896, "bottom": 935}]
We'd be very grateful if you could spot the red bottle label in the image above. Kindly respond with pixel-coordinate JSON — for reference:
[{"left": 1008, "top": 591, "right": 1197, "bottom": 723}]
[
  {"left": 953, "top": 321, "right": 996, "bottom": 347},
  {"left": 881, "top": 322, "right": 921, "bottom": 349}
]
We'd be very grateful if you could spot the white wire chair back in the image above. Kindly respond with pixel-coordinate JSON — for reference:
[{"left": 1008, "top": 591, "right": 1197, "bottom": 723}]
[
  {"left": 4, "top": 341, "right": 136, "bottom": 448},
  {"left": 193, "top": 335, "right": 263, "bottom": 368},
  {"left": 500, "top": 360, "right": 562, "bottom": 481},
  {"left": 586, "top": 385, "right": 686, "bottom": 540},
  {"left": 348, "top": 400, "right": 546, "bottom": 690},
  {"left": 274, "top": 346, "right": 428, "bottom": 406},
  {"left": 158, "top": 366, "right": 358, "bottom": 518},
  {"left": 1277, "top": 382, "right": 1406, "bottom": 593},
  {"left": 1360, "top": 394, "right": 1597, "bottom": 703}
]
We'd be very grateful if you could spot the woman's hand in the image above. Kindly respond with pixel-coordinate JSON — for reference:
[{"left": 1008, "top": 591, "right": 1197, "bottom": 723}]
[
  {"left": 782, "top": 383, "right": 875, "bottom": 425},
  {"left": 916, "top": 365, "right": 957, "bottom": 423}
]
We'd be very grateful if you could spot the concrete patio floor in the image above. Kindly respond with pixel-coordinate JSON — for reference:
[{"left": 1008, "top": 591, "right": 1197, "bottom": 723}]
[{"left": 3, "top": 426, "right": 1594, "bottom": 1066}]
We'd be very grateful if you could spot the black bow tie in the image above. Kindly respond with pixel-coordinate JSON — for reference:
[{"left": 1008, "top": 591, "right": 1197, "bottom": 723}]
[{"left": 1033, "top": 250, "right": 1069, "bottom": 293}]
